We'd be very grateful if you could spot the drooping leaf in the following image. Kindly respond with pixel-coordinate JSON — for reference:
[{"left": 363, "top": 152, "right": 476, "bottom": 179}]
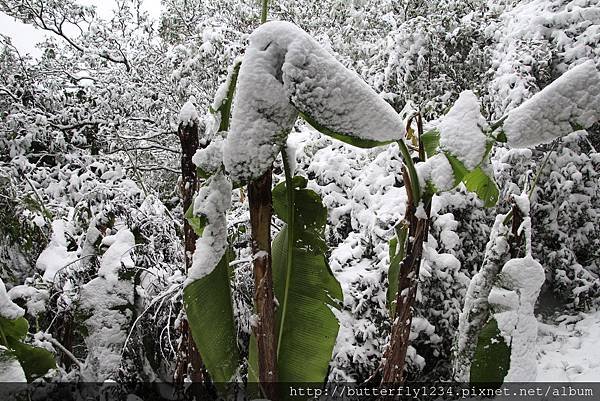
[
  {"left": 299, "top": 111, "right": 394, "bottom": 149},
  {"left": 463, "top": 167, "right": 500, "bottom": 208},
  {"left": 443, "top": 152, "right": 499, "bottom": 207},
  {"left": 444, "top": 152, "right": 469, "bottom": 186},
  {"left": 271, "top": 229, "right": 342, "bottom": 383},
  {"left": 183, "top": 255, "right": 239, "bottom": 384},
  {"left": 272, "top": 176, "right": 327, "bottom": 254},
  {"left": 0, "top": 316, "right": 56, "bottom": 382},
  {"left": 421, "top": 129, "right": 440, "bottom": 158},
  {"left": 470, "top": 317, "right": 510, "bottom": 384}
]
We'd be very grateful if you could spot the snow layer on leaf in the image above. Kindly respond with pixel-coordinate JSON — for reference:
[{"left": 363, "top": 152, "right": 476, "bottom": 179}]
[
  {"left": 192, "top": 135, "right": 224, "bottom": 174},
  {"left": 416, "top": 153, "right": 455, "bottom": 192},
  {"left": 178, "top": 97, "right": 200, "bottom": 126},
  {"left": 36, "top": 220, "right": 77, "bottom": 282},
  {"left": 223, "top": 21, "right": 403, "bottom": 182},
  {"left": 97, "top": 229, "right": 135, "bottom": 282},
  {"left": 504, "top": 61, "right": 600, "bottom": 149},
  {"left": 0, "top": 279, "right": 24, "bottom": 320},
  {"left": 222, "top": 23, "right": 298, "bottom": 183},
  {"left": 185, "top": 172, "right": 232, "bottom": 285},
  {"left": 439, "top": 90, "right": 488, "bottom": 170}
]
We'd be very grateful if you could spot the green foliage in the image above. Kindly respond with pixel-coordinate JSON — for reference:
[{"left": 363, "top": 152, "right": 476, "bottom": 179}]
[
  {"left": 421, "top": 129, "right": 440, "bottom": 158},
  {"left": 9, "top": 341, "right": 57, "bottom": 381},
  {"left": 387, "top": 223, "right": 408, "bottom": 317},
  {"left": 183, "top": 256, "right": 239, "bottom": 383},
  {"left": 0, "top": 316, "right": 56, "bottom": 381},
  {"left": 463, "top": 167, "right": 500, "bottom": 208},
  {"left": 183, "top": 200, "right": 239, "bottom": 384},
  {"left": 184, "top": 203, "right": 207, "bottom": 237},
  {"left": 254, "top": 176, "right": 342, "bottom": 384},
  {"left": 444, "top": 153, "right": 499, "bottom": 207},
  {"left": 272, "top": 176, "right": 327, "bottom": 254},
  {"left": 470, "top": 317, "right": 510, "bottom": 384},
  {"left": 214, "top": 60, "right": 241, "bottom": 133}
]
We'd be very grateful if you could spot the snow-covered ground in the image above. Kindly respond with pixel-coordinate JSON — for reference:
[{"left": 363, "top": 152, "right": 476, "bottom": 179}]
[{"left": 537, "top": 310, "right": 600, "bottom": 381}]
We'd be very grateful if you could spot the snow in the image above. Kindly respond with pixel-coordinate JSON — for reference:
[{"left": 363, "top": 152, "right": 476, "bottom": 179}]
[
  {"left": 185, "top": 172, "right": 232, "bottom": 285},
  {"left": 35, "top": 220, "right": 78, "bottom": 282},
  {"left": 0, "top": 279, "right": 24, "bottom": 320},
  {"left": 192, "top": 135, "right": 224, "bottom": 174},
  {"left": 415, "top": 153, "right": 455, "bottom": 192},
  {"left": 223, "top": 21, "right": 404, "bottom": 182},
  {"left": 178, "top": 96, "right": 200, "bottom": 126},
  {"left": 0, "top": 346, "right": 26, "bottom": 382},
  {"left": 97, "top": 229, "right": 136, "bottom": 281},
  {"left": 537, "top": 310, "right": 600, "bottom": 381},
  {"left": 491, "top": 255, "right": 545, "bottom": 382},
  {"left": 79, "top": 227, "right": 136, "bottom": 381},
  {"left": 504, "top": 60, "right": 600, "bottom": 149},
  {"left": 8, "top": 285, "right": 48, "bottom": 317},
  {"left": 438, "top": 91, "right": 488, "bottom": 170}
]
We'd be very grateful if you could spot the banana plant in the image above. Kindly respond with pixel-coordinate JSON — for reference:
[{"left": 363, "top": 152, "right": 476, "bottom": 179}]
[
  {"left": 383, "top": 91, "right": 502, "bottom": 383},
  {"left": 454, "top": 60, "right": 600, "bottom": 383},
  {"left": 184, "top": 19, "right": 406, "bottom": 398}
]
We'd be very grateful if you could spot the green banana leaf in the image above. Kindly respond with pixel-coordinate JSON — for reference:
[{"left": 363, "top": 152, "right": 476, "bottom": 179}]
[
  {"left": 183, "top": 204, "right": 239, "bottom": 384},
  {"left": 444, "top": 153, "right": 499, "bottom": 207},
  {"left": 470, "top": 317, "right": 510, "bottom": 384},
  {"left": 299, "top": 111, "right": 393, "bottom": 149},
  {"left": 183, "top": 256, "right": 239, "bottom": 383},
  {"left": 250, "top": 175, "right": 342, "bottom": 385},
  {"left": 0, "top": 316, "right": 56, "bottom": 381},
  {"left": 386, "top": 222, "right": 408, "bottom": 317}
]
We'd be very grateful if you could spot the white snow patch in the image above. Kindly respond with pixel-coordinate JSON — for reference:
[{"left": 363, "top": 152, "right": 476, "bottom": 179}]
[
  {"left": 192, "top": 135, "right": 224, "bottom": 174},
  {"left": 97, "top": 229, "right": 136, "bottom": 282},
  {"left": 0, "top": 346, "right": 26, "bottom": 382},
  {"left": 537, "top": 310, "right": 600, "bottom": 381},
  {"left": 178, "top": 97, "right": 200, "bottom": 126},
  {"left": 185, "top": 172, "right": 232, "bottom": 285},
  {"left": 490, "top": 255, "right": 546, "bottom": 382},
  {"left": 0, "top": 279, "right": 24, "bottom": 320},
  {"left": 504, "top": 61, "right": 600, "bottom": 148},
  {"left": 416, "top": 153, "right": 455, "bottom": 192},
  {"left": 8, "top": 285, "right": 48, "bottom": 317},
  {"left": 439, "top": 91, "right": 488, "bottom": 170},
  {"left": 35, "top": 220, "right": 78, "bottom": 282}
]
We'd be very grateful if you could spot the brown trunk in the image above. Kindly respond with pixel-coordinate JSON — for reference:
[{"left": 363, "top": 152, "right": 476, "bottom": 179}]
[
  {"left": 381, "top": 167, "right": 431, "bottom": 384},
  {"left": 174, "top": 118, "right": 207, "bottom": 387},
  {"left": 509, "top": 201, "right": 524, "bottom": 258},
  {"left": 248, "top": 168, "right": 278, "bottom": 401}
]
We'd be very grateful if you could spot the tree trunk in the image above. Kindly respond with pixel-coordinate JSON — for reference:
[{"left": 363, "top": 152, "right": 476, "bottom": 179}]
[
  {"left": 175, "top": 118, "right": 207, "bottom": 389},
  {"left": 381, "top": 167, "right": 431, "bottom": 383},
  {"left": 248, "top": 168, "right": 278, "bottom": 400},
  {"left": 453, "top": 211, "right": 512, "bottom": 381}
]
